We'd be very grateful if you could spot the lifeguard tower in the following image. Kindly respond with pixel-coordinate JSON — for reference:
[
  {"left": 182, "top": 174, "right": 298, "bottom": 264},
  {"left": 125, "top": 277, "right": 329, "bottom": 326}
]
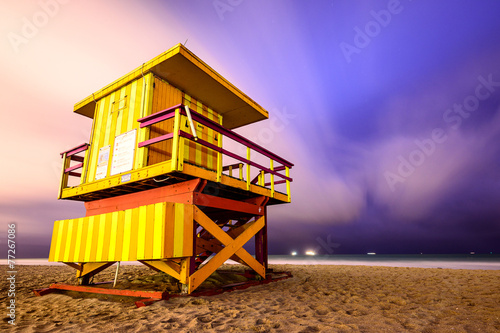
[{"left": 48, "top": 44, "right": 293, "bottom": 294}]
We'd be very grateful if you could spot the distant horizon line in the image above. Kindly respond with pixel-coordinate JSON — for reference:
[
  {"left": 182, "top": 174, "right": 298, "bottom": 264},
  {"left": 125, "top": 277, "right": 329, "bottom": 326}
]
[{"left": 2, "top": 252, "right": 499, "bottom": 261}]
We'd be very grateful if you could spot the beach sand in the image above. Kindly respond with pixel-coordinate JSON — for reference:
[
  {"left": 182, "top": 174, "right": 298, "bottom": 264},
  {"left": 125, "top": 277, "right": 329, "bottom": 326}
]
[{"left": 1, "top": 264, "right": 499, "bottom": 332}]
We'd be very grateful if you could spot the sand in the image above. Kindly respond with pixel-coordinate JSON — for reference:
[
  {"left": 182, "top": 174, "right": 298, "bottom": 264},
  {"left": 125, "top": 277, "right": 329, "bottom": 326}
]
[{"left": 1, "top": 264, "right": 499, "bottom": 332}]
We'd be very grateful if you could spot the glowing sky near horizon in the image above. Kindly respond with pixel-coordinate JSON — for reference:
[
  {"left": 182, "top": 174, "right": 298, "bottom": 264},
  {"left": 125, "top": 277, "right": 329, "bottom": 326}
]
[{"left": 1, "top": 0, "right": 500, "bottom": 256}]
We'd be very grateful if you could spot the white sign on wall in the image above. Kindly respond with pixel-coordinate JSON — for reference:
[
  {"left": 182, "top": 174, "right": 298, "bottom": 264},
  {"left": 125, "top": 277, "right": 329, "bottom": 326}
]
[
  {"left": 95, "top": 145, "right": 110, "bottom": 180},
  {"left": 110, "top": 129, "right": 137, "bottom": 176}
]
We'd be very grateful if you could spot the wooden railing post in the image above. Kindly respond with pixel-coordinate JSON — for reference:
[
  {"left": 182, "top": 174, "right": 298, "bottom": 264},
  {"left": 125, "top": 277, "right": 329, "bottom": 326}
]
[
  {"left": 171, "top": 108, "right": 181, "bottom": 171},
  {"left": 246, "top": 148, "right": 251, "bottom": 191},
  {"left": 80, "top": 148, "right": 90, "bottom": 185},
  {"left": 286, "top": 166, "right": 290, "bottom": 202},
  {"left": 58, "top": 153, "right": 70, "bottom": 199},
  {"left": 216, "top": 129, "right": 223, "bottom": 182},
  {"left": 270, "top": 159, "right": 275, "bottom": 197}
]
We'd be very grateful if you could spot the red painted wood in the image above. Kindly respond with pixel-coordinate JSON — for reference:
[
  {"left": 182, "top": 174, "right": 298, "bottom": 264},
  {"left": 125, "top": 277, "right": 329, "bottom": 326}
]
[
  {"left": 84, "top": 179, "right": 203, "bottom": 216},
  {"left": 48, "top": 283, "right": 167, "bottom": 299},
  {"left": 139, "top": 110, "right": 176, "bottom": 128},
  {"left": 264, "top": 180, "right": 287, "bottom": 186},
  {"left": 138, "top": 132, "right": 174, "bottom": 148},
  {"left": 137, "top": 104, "right": 181, "bottom": 124},
  {"left": 193, "top": 193, "right": 265, "bottom": 215},
  {"left": 70, "top": 155, "right": 85, "bottom": 163},
  {"left": 60, "top": 143, "right": 89, "bottom": 157},
  {"left": 65, "top": 162, "right": 83, "bottom": 173}
]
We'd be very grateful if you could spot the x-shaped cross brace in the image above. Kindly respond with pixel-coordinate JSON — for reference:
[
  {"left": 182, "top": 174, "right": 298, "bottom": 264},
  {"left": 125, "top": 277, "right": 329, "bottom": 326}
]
[{"left": 188, "top": 207, "right": 266, "bottom": 293}]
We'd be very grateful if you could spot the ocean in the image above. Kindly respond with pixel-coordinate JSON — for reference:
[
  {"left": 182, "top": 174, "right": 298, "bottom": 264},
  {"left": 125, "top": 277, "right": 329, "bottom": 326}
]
[{"left": 6, "top": 254, "right": 500, "bottom": 270}]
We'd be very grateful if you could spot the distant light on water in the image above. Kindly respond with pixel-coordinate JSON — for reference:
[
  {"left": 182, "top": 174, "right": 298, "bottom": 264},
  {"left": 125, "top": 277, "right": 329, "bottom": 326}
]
[
  {"left": 367, "top": 252, "right": 376, "bottom": 255},
  {"left": 291, "top": 251, "right": 297, "bottom": 256},
  {"left": 305, "top": 250, "right": 316, "bottom": 256}
]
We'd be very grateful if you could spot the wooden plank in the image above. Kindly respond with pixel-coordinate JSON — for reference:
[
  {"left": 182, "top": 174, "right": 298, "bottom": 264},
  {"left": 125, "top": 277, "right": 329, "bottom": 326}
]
[{"left": 153, "top": 203, "right": 165, "bottom": 259}]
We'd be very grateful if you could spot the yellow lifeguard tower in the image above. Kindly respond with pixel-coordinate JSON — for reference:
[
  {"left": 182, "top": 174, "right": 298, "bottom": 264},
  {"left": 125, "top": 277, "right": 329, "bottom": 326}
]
[{"left": 48, "top": 44, "right": 293, "bottom": 294}]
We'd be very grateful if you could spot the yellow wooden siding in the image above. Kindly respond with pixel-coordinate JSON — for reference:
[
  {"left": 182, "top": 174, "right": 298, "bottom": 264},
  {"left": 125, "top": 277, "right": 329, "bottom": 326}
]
[
  {"left": 147, "top": 76, "right": 182, "bottom": 165},
  {"left": 48, "top": 202, "right": 193, "bottom": 263},
  {"left": 85, "top": 74, "right": 151, "bottom": 183},
  {"left": 182, "top": 94, "right": 221, "bottom": 171}
]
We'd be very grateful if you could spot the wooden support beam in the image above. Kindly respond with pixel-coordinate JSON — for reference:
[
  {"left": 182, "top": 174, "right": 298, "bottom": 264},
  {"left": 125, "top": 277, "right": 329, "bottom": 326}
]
[
  {"left": 255, "top": 205, "right": 268, "bottom": 269},
  {"left": 63, "top": 262, "right": 82, "bottom": 271},
  {"left": 196, "top": 237, "right": 245, "bottom": 265},
  {"left": 74, "top": 262, "right": 116, "bottom": 283},
  {"left": 139, "top": 260, "right": 181, "bottom": 281},
  {"left": 193, "top": 193, "right": 265, "bottom": 215},
  {"left": 179, "top": 258, "right": 191, "bottom": 290},
  {"left": 190, "top": 207, "right": 265, "bottom": 293}
]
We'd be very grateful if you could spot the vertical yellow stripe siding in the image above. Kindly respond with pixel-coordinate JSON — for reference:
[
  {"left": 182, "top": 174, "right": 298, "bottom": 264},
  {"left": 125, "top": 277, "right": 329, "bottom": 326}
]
[
  {"left": 92, "top": 95, "right": 110, "bottom": 182},
  {"left": 63, "top": 219, "right": 74, "bottom": 262},
  {"left": 195, "top": 101, "right": 203, "bottom": 167},
  {"left": 84, "top": 76, "right": 145, "bottom": 185},
  {"left": 58, "top": 220, "right": 68, "bottom": 262},
  {"left": 144, "top": 204, "right": 155, "bottom": 259},
  {"left": 114, "top": 211, "right": 124, "bottom": 260},
  {"left": 207, "top": 107, "right": 215, "bottom": 170},
  {"left": 164, "top": 202, "right": 175, "bottom": 258},
  {"left": 114, "top": 87, "right": 126, "bottom": 136},
  {"left": 87, "top": 99, "right": 105, "bottom": 182},
  {"left": 48, "top": 221, "right": 57, "bottom": 261},
  {"left": 137, "top": 205, "right": 147, "bottom": 260},
  {"left": 78, "top": 218, "right": 89, "bottom": 262},
  {"left": 48, "top": 202, "right": 198, "bottom": 262},
  {"left": 153, "top": 203, "right": 164, "bottom": 258},
  {"left": 173, "top": 203, "right": 184, "bottom": 257},
  {"left": 108, "top": 211, "right": 119, "bottom": 261},
  {"left": 127, "top": 80, "right": 137, "bottom": 132},
  {"left": 73, "top": 218, "right": 84, "bottom": 262},
  {"left": 95, "top": 214, "right": 106, "bottom": 262},
  {"left": 183, "top": 204, "right": 193, "bottom": 257},
  {"left": 134, "top": 77, "right": 144, "bottom": 122},
  {"left": 133, "top": 77, "right": 144, "bottom": 164},
  {"left": 136, "top": 74, "right": 151, "bottom": 169},
  {"left": 101, "top": 213, "right": 113, "bottom": 262},
  {"left": 103, "top": 92, "right": 116, "bottom": 147},
  {"left": 129, "top": 206, "right": 140, "bottom": 260},
  {"left": 120, "top": 84, "right": 131, "bottom": 133},
  {"left": 89, "top": 215, "right": 100, "bottom": 262},
  {"left": 84, "top": 216, "right": 94, "bottom": 262},
  {"left": 122, "top": 209, "right": 132, "bottom": 261},
  {"left": 50, "top": 220, "right": 63, "bottom": 261}
]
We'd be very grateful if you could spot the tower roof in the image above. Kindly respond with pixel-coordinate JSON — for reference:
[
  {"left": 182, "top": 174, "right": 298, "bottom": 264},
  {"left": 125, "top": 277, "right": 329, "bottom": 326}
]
[{"left": 74, "top": 43, "right": 268, "bottom": 129}]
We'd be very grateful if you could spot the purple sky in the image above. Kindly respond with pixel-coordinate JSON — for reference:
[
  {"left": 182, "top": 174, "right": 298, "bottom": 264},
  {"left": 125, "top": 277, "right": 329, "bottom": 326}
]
[{"left": 1, "top": 0, "right": 500, "bottom": 257}]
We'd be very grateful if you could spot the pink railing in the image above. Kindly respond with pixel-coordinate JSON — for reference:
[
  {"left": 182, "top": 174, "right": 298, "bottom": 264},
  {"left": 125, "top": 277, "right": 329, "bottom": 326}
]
[
  {"left": 138, "top": 104, "right": 293, "bottom": 199},
  {"left": 58, "top": 143, "right": 89, "bottom": 198}
]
